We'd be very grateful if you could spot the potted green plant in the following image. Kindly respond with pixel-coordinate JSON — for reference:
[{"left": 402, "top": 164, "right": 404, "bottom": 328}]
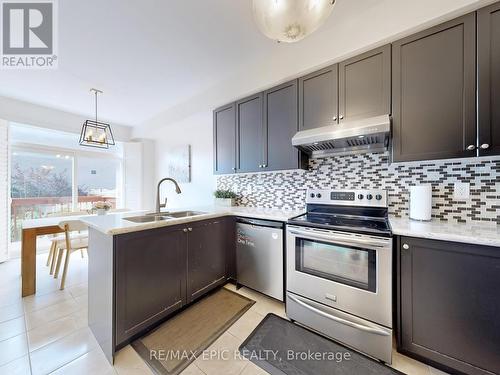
[
  {"left": 92, "top": 201, "right": 112, "bottom": 215},
  {"left": 214, "top": 189, "right": 237, "bottom": 207}
]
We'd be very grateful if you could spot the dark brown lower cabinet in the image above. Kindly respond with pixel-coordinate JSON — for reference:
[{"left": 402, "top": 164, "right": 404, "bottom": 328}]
[
  {"left": 187, "top": 218, "right": 229, "bottom": 302},
  {"left": 114, "top": 218, "right": 234, "bottom": 347},
  {"left": 397, "top": 236, "right": 500, "bottom": 375},
  {"left": 115, "top": 226, "right": 187, "bottom": 345}
]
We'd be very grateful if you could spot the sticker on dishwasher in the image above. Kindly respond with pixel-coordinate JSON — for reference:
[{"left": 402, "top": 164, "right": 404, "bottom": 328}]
[
  {"left": 272, "top": 232, "right": 279, "bottom": 240},
  {"left": 237, "top": 228, "right": 255, "bottom": 247}
]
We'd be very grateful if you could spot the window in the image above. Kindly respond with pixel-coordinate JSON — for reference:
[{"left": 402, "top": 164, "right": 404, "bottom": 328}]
[
  {"left": 10, "top": 150, "right": 74, "bottom": 242},
  {"left": 9, "top": 123, "right": 124, "bottom": 243},
  {"left": 77, "top": 156, "right": 122, "bottom": 211}
]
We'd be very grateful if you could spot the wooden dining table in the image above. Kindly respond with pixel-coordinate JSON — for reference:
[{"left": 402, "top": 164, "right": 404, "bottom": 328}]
[{"left": 21, "top": 214, "right": 89, "bottom": 297}]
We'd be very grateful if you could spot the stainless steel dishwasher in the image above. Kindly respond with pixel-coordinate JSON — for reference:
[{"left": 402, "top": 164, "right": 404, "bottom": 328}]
[{"left": 236, "top": 218, "right": 284, "bottom": 301}]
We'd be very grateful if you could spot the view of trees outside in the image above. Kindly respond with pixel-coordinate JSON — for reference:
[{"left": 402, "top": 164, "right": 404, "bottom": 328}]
[{"left": 10, "top": 150, "right": 120, "bottom": 242}]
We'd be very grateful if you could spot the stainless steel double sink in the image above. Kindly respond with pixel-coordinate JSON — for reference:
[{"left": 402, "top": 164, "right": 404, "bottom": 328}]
[{"left": 123, "top": 210, "right": 207, "bottom": 223}]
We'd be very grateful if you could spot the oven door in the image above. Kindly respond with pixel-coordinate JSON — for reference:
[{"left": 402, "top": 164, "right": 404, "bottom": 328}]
[{"left": 286, "top": 225, "right": 392, "bottom": 328}]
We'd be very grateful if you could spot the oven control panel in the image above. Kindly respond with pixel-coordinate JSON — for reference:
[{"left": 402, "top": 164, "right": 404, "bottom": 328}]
[{"left": 306, "top": 189, "right": 388, "bottom": 207}]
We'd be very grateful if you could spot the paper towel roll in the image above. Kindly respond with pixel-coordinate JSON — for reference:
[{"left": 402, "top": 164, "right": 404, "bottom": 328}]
[{"left": 410, "top": 185, "right": 432, "bottom": 221}]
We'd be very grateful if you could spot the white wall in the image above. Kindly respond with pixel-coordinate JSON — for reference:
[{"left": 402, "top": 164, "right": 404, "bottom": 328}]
[
  {"left": 152, "top": 111, "right": 215, "bottom": 209},
  {"left": 135, "top": 0, "right": 497, "bottom": 207},
  {"left": 0, "top": 96, "right": 133, "bottom": 142}
]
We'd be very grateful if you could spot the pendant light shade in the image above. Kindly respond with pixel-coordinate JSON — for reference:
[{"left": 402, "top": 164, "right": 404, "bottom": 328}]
[
  {"left": 79, "top": 89, "right": 115, "bottom": 149},
  {"left": 252, "top": 0, "right": 336, "bottom": 43}
]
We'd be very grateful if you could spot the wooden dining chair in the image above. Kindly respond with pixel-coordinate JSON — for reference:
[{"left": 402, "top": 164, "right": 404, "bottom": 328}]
[
  {"left": 46, "top": 211, "right": 88, "bottom": 270},
  {"left": 53, "top": 220, "right": 89, "bottom": 290}
]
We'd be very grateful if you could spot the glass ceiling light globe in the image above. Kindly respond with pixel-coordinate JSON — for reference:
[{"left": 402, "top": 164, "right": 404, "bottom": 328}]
[{"left": 252, "top": 0, "right": 336, "bottom": 43}]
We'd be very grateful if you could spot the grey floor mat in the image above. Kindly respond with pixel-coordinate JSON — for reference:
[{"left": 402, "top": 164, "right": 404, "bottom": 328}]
[{"left": 239, "top": 313, "right": 404, "bottom": 375}]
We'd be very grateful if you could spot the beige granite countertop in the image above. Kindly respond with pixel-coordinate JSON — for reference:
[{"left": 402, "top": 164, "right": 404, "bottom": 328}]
[
  {"left": 389, "top": 217, "right": 500, "bottom": 247},
  {"left": 80, "top": 206, "right": 305, "bottom": 236}
]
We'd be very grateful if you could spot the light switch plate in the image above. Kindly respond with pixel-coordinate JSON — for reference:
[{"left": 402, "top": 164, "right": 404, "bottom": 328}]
[{"left": 453, "top": 182, "right": 470, "bottom": 199}]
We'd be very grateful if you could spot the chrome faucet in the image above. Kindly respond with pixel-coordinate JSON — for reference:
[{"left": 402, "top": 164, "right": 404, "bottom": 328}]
[{"left": 156, "top": 178, "right": 182, "bottom": 213}]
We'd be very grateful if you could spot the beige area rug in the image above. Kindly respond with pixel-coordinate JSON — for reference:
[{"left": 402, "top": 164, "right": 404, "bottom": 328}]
[{"left": 132, "top": 287, "right": 255, "bottom": 375}]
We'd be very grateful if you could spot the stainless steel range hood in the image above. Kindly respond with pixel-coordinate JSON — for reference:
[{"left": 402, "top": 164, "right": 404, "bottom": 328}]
[{"left": 292, "top": 115, "right": 391, "bottom": 158}]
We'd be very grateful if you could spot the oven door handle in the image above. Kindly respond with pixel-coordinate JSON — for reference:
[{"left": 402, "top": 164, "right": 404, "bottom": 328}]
[
  {"left": 288, "top": 294, "right": 390, "bottom": 337},
  {"left": 288, "top": 229, "right": 388, "bottom": 249}
]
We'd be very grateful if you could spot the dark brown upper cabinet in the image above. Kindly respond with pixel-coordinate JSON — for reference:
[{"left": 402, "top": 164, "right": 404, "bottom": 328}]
[
  {"left": 338, "top": 45, "right": 391, "bottom": 122},
  {"left": 236, "top": 93, "right": 264, "bottom": 173},
  {"left": 298, "top": 64, "right": 339, "bottom": 130},
  {"left": 392, "top": 14, "right": 477, "bottom": 162},
  {"left": 397, "top": 237, "right": 500, "bottom": 375},
  {"left": 478, "top": 2, "right": 500, "bottom": 156},
  {"left": 263, "top": 80, "right": 308, "bottom": 171},
  {"left": 213, "top": 103, "right": 236, "bottom": 175},
  {"left": 187, "top": 219, "right": 228, "bottom": 303}
]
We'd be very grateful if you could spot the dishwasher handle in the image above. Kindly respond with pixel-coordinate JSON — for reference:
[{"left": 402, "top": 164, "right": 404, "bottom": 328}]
[{"left": 236, "top": 217, "right": 284, "bottom": 229}]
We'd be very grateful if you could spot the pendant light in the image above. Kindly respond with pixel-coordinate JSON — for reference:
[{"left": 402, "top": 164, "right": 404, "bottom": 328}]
[
  {"left": 252, "top": 0, "right": 336, "bottom": 43},
  {"left": 79, "top": 88, "right": 115, "bottom": 149}
]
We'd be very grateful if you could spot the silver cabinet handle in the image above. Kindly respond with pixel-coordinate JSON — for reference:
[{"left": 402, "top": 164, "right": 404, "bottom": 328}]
[
  {"left": 466, "top": 145, "right": 475, "bottom": 151},
  {"left": 263, "top": 164, "right": 267, "bottom": 168},
  {"left": 258, "top": 164, "right": 262, "bottom": 168},
  {"left": 183, "top": 228, "right": 188, "bottom": 233},
  {"left": 402, "top": 243, "right": 409, "bottom": 250},
  {"left": 288, "top": 294, "right": 390, "bottom": 337},
  {"left": 333, "top": 116, "right": 337, "bottom": 121},
  {"left": 339, "top": 115, "right": 344, "bottom": 120},
  {"left": 232, "top": 167, "right": 236, "bottom": 171},
  {"left": 188, "top": 227, "right": 193, "bottom": 232},
  {"left": 480, "top": 143, "right": 490, "bottom": 149}
]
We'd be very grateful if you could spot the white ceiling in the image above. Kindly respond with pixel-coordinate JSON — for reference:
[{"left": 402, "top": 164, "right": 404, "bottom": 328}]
[
  {"left": 0, "top": 0, "right": 495, "bottom": 131},
  {"left": 0, "top": 0, "right": 276, "bottom": 127}
]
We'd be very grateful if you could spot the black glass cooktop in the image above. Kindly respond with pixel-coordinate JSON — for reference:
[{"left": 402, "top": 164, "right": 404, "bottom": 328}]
[{"left": 289, "top": 212, "right": 391, "bottom": 236}]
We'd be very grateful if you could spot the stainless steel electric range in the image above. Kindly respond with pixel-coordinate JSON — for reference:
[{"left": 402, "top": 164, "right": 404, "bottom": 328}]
[{"left": 286, "top": 189, "right": 393, "bottom": 364}]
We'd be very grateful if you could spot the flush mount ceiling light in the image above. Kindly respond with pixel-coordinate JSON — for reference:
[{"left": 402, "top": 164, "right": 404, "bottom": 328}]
[
  {"left": 79, "top": 88, "right": 115, "bottom": 149},
  {"left": 252, "top": 0, "right": 336, "bottom": 43}
]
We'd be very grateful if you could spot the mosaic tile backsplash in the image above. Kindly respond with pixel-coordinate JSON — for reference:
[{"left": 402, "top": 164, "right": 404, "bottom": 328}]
[{"left": 216, "top": 152, "right": 500, "bottom": 224}]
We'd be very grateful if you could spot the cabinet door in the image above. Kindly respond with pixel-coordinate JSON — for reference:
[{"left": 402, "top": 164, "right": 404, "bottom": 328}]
[
  {"left": 263, "top": 80, "right": 307, "bottom": 171},
  {"left": 213, "top": 103, "right": 236, "bottom": 175},
  {"left": 338, "top": 45, "right": 391, "bottom": 122},
  {"left": 478, "top": 2, "right": 500, "bottom": 156},
  {"left": 187, "top": 219, "right": 227, "bottom": 302},
  {"left": 392, "top": 14, "right": 476, "bottom": 162},
  {"left": 398, "top": 237, "right": 500, "bottom": 375},
  {"left": 115, "top": 226, "right": 187, "bottom": 345},
  {"left": 237, "top": 93, "right": 264, "bottom": 173},
  {"left": 298, "top": 64, "right": 338, "bottom": 130}
]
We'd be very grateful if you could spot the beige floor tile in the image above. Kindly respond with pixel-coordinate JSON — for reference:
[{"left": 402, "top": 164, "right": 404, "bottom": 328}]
[
  {"left": 74, "top": 294, "right": 88, "bottom": 309},
  {"left": 0, "top": 288, "right": 22, "bottom": 309},
  {"left": 0, "top": 316, "right": 26, "bottom": 342},
  {"left": 231, "top": 287, "right": 285, "bottom": 318},
  {"left": 228, "top": 310, "right": 264, "bottom": 341},
  {"left": 0, "top": 333, "right": 29, "bottom": 367},
  {"left": 27, "top": 315, "right": 81, "bottom": 352},
  {"left": 240, "top": 361, "right": 269, "bottom": 375},
  {"left": 391, "top": 351, "right": 431, "bottom": 375},
  {"left": 67, "top": 283, "right": 88, "bottom": 299},
  {"left": 195, "top": 332, "right": 248, "bottom": 375},
  {"left": 25, "top": 298, "right": 80, "bottom": 330},
  {"left": 0, "top": 301, "right": 24, "bottom": 323},
  {"left": 70, "top": 307, "right": 89, "bottom": 330},
  {"left": 180, "top": 363, "right": 206, "bottom": 375},
  {"left": 50, "top": 347, "right": 114, "bottom": 375},
  {"left": 23, "top": 289, "right": 73, "bottom": 314},
  {"left": 114, "top": 345, "right": 154, "bottom": 375},
  {"left": 29, "top": 327, "right": 98, "bottom": 375},
  {"left": 0, "top": 354, "right": 31, "bottom": 375}
]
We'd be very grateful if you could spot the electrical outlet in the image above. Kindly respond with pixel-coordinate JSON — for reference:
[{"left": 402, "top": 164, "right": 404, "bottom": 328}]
[{"left": 453, "top": 182, "right": 470, "bottom": 200}]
